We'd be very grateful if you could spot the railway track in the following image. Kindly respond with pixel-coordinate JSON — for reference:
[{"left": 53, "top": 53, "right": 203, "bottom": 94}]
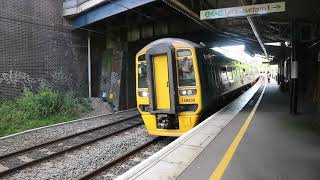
[
  {"left": 78, "top": 137, "right": 162, "bottom": 180},
  {"left": 0, "top": 112, "right": 142, "bottom": 177}
]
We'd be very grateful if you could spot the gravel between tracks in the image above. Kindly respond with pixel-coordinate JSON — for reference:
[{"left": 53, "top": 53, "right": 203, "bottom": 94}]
[
  {"left": 0, "top": 110, "right": 138, "bottom": 156},
  {"left": 94, "top": 138, "right": 176, "bottom": 180},
  {"left": 4, "top": 126, "right": 154, "bottom": 180}
]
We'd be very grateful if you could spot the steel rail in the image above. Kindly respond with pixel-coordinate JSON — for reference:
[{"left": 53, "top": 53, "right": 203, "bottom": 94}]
[
  {"left": 0, "top": 117, "right": 142, "bottom": 177},
  {"left": 0, "top": 112, "right": 139, "bottom": 161}
]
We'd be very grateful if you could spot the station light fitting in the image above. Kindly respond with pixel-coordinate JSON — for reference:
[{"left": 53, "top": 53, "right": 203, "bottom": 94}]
[{"left": 264, "top": 42, "right": 282, "bottom": 46}]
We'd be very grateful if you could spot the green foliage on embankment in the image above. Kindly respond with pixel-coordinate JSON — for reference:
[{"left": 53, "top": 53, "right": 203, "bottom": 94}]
[{"left": 0, "top": 89, "right": 92, "bottom": 137}]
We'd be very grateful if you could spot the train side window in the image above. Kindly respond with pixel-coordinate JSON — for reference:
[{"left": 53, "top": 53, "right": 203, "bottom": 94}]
[
  {"left": 220, "top": 67, "right": 228, "bottom": 81},
  {"left": 227, "top": 67, "right": 234, "bottom": 80}
]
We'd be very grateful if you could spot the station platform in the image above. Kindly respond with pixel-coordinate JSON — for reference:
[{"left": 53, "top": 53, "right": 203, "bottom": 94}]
[{"left": 117, "top": 81, "right": 320, "bottom": 180}]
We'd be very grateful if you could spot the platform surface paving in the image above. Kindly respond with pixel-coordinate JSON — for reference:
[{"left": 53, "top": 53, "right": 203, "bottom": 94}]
[
  {"left": 117, "top": 82, "right": 261, "bottom": 180},
  {"left": 118, "top": 82, "right": 320, "bottom": 180},
  {"left": 179, "top": 82, "right": 320, "bottom": 180}
]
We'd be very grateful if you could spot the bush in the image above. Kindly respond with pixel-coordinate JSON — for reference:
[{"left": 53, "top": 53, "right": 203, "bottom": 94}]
[{"left": 0, "top": 89, "right": 92, "bottom": 137}]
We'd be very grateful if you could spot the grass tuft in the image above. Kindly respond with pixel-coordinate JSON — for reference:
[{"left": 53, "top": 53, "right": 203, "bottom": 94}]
[{"left": 0, "top": 89, "right": 92, "bottom": 137}]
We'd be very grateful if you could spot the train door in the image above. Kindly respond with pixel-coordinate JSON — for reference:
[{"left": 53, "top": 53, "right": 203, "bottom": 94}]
[
  {"left": 153, "top": 55, "right": 171, "bottom": 109},
  {"left": 145, "top": 45, "right": 178, "bottom": 115}
]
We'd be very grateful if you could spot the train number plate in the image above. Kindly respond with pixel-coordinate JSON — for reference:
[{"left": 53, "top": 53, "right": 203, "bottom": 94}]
[{"left": 182, "top": 98, "right": 195, "bottom": 103}]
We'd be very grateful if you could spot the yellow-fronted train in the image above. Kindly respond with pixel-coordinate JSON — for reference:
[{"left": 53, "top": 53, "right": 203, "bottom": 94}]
[{"left": 136, "top": 38, "right": 259, "bottom": 136}]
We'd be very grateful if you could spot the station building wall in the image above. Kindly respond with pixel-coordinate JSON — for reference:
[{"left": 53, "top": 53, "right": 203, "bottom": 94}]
[
  {"left": 301, "top": 45, "right": 320, "bottom": 105},
  {"left": 0, "top": 0, "right": 88, "bottom": 100}
]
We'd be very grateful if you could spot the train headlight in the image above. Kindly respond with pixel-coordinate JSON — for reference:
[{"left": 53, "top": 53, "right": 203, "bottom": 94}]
[
  {"left": 179, "top": 89, "right": 197, "bottom": 96},
  {"left": 138, "top": 91, "right": 149, "bottom": 97}
]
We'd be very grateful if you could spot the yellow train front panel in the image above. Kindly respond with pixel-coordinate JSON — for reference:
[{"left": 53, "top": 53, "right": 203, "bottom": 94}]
[
  {"left": 141, "top": 114, "right": 200, "bottom": 137},
  {"left": 136, "top": 38, "right": 203, "bottom": 137}
]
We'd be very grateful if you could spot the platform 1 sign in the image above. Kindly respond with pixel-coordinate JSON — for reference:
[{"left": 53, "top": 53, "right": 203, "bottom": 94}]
[{"left": 200, "top": 2, "right": 285, "bottom": 20}]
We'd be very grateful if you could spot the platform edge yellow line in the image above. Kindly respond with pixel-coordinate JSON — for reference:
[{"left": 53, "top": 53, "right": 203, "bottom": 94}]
[{"left": 209, "top": 85, "right": 266, "bottom": 180}]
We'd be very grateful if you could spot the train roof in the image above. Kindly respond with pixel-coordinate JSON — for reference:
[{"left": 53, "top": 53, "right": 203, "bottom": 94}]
[
  {"left": 137, "top": 38, "right": 245, "bottom": 64},
  {"left": 137, "top": 38, "right": 201, "bottom": 55}
]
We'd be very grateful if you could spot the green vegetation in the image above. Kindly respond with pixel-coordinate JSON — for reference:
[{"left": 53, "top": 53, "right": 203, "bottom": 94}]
[{"left": 0, "top": 89, "right": 92, "bottom": 137}]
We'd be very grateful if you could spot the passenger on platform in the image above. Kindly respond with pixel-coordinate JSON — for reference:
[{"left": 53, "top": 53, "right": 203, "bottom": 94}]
[
  {"left": 267, "top": 71, "right": 271, "bottom": 83},
  {"left": 260, "top": 71, "right": 266, "bottom": 84}
]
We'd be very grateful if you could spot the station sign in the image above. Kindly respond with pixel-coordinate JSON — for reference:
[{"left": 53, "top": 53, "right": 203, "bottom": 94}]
[{"left": 200, "top": 2, "right": 286, "bottom": 20}]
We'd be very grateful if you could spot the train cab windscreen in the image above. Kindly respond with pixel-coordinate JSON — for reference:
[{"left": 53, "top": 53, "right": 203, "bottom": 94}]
[
  {"left": 138, "top": 62, "right": 148, "bottom": 88},
  {"left": 177, "top": 50, "right": 196, "bottom": 87}
]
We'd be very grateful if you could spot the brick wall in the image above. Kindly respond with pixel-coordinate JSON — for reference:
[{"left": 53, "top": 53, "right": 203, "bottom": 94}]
[{"left": 0, "top": 0, "right": 88, "bottom": 100}]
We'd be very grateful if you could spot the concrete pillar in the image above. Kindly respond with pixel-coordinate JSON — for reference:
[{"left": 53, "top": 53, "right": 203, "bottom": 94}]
[
  {"left": 88, "top": 33, "right": 92, "bottom": 98},
  {"left": 279, "top": 42, "right": 286, "bottom": 87},
  {"left": 290, "top": 18, "right": 298, "bottom": 114},
  {"left": 99, "top": 31, "right": 128, "bottom": 111},
  {"left": 316, "top": 51, "right": 320, "bottom": 108}
]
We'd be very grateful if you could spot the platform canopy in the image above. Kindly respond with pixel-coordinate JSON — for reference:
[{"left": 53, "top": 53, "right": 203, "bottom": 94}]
[{"left": 65, "top": 0, "right": 156, "bottom": 28}]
